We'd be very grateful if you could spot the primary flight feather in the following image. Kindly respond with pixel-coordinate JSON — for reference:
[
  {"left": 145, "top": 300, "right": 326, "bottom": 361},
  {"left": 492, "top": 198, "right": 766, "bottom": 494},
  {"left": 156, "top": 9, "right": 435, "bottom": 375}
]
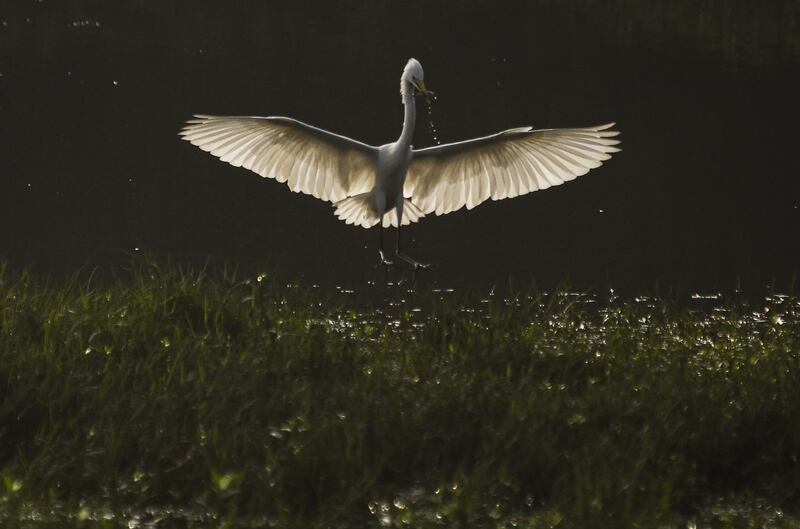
[{"left": 180, "top": 58, "right": 620, "bottom": 269}]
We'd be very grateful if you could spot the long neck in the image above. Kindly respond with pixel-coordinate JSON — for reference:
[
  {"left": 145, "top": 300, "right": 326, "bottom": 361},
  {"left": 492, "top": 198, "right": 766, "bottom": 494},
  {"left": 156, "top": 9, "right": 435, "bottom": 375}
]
[{"left": 398, "top": 80, "right": 416, "bottom": 148}]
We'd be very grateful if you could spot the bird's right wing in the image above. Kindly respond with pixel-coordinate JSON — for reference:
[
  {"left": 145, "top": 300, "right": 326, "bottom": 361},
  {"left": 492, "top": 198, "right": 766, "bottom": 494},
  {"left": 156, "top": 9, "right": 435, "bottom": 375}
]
[
  {"left": 405, "top": 123, "right": 620, "bottom": 215},
  {"left": 180, "top": 115, "right": 378, "bottom": 202}
]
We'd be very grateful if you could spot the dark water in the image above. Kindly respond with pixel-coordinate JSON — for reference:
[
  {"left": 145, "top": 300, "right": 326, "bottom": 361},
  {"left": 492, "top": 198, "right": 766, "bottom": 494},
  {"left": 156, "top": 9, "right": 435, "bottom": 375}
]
[{"left": 1, "top": 1, "right": 799, "bottom": 294}]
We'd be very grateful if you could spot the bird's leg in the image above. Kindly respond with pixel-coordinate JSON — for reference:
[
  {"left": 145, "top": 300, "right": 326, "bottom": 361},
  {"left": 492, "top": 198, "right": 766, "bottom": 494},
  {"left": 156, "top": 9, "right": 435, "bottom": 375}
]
[
  {"left": 395, "top": 206, "right": 431, "bottom": 270},
  {"left": 378, "top": 215, "right": 393, "bottom": 267},
  {"left": 396, "top": 231, "right": 430, "bottom": 270}
]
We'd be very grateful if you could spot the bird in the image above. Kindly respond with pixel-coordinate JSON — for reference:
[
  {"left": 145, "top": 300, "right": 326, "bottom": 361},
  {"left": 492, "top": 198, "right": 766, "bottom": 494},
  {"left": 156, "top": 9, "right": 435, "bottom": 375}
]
[{"left": 180, "top": 58, "right": 620, "bottom": 270}]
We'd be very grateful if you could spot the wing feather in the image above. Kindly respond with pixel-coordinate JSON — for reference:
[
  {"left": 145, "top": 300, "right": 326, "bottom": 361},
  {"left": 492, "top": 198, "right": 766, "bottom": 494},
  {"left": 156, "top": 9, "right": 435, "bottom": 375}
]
[
  {"left": 405, "top": 123, "right": 620, "bottom": 215},
  {"left": 180, "top": 115, "right": 378, "bottom": 202}
]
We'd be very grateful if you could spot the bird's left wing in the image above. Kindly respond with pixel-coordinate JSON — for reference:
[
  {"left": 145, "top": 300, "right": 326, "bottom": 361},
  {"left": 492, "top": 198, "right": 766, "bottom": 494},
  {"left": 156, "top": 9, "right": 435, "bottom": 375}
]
[
  {"left": 180, "top": 115, "right": 378, "bottom": 202},
  {"left": 405, "top": 123, "right": 620, "bottom": 215}
]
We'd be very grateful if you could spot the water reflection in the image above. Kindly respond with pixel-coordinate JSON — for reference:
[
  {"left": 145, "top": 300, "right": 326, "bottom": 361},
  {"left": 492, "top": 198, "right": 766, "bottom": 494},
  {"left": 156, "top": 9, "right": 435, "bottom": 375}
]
[
  {"left": 305, "top": 275, "right": 799, "bottom": 350},
  {"left": 10, "top": 491, "right": 794, "bottom": 528}
]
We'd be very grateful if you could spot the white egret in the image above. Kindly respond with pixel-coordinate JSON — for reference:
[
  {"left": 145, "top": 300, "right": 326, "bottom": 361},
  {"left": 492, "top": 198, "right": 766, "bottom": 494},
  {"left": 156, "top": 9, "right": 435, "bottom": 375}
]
[{"left": 180, "top": 58, "right": 620, "bottom": 269}]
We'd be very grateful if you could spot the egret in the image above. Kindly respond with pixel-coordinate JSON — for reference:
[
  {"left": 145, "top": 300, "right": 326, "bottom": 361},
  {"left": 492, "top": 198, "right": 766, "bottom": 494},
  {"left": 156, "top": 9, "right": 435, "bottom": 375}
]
[{"left": 180, "top": 58, "right": 620, "bottom": 269}]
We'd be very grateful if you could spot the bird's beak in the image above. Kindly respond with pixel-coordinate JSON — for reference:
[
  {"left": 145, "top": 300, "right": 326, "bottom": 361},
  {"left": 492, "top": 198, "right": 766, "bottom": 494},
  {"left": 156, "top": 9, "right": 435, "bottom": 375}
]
[{"left": 413, "top": 80, "right": 435, "bottom": 100}]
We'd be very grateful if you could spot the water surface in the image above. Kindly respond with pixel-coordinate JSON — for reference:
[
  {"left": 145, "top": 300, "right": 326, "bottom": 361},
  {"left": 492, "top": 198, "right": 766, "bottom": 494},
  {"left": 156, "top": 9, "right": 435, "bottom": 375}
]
[{"left": 1, "top": 1, "right": 798, "bottom": 294}]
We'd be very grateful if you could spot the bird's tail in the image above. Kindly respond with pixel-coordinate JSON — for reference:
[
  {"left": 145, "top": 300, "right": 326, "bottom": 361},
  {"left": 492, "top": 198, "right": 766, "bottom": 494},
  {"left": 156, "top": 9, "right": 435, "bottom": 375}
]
[
  {"left": 334, "top": 193, "right": 380, "bottom": 228},
  {"left": 333, "top": 193, "right": 425, "bottom": 229},
  {"left": 384, "top": 199, "right": 424, "bottom": 228}
]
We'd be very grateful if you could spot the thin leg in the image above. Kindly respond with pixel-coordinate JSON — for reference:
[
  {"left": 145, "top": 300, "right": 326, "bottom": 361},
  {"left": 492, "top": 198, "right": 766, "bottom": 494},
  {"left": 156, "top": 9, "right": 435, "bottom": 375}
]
[
  {"left": 395, "top": 202, "right": 431, "bottom": 270},
  {"left": 378, "top": 214, "right": 393, "bottom": 267}
]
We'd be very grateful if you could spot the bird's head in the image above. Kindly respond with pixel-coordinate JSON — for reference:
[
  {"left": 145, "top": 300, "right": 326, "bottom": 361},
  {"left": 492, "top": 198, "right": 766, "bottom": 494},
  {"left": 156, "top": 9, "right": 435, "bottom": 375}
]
[{"left": 402, "top": 58, "right": 434, "bottom": 100}]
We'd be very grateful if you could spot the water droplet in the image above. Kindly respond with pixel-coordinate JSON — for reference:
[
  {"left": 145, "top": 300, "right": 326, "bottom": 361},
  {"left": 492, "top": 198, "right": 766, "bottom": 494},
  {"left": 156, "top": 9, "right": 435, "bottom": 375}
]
[{"left": 425, "top": 98, "right": 442, "bottom": 146}]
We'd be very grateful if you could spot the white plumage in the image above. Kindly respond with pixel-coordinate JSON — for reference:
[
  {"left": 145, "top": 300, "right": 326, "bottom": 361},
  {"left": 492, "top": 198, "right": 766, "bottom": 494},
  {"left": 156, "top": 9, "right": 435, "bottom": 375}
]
[
  {"left": 180, "top": 116, "right": 376, "bottom": 203},
  {"left": 405, "top": 123, "right": 620, "bottom": 216},
  {"left": 181, "top": 58, "right": 620, "bottom": 269}
]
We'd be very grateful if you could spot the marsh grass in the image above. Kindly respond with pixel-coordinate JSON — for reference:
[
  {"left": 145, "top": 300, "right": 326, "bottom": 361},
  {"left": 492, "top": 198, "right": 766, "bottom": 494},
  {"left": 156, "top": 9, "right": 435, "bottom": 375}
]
[{"left": 1, "top": 258, "right": 799, "bottom": 528}]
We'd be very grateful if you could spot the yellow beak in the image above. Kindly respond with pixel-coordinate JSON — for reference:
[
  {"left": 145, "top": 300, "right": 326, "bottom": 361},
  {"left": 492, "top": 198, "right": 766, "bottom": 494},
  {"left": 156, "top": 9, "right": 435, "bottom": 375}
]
[{"left": 414, "top": 80, "right": 433, "bottom": 98}]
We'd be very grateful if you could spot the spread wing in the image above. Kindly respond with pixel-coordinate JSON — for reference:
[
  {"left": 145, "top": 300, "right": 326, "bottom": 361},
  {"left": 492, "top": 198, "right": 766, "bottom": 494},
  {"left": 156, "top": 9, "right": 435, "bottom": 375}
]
[
  {"left": 180, "top": 115, "right": 378, "bottom": 202},
  {"left": 404, "top": 123, "right": 620, "bottom": 215}
]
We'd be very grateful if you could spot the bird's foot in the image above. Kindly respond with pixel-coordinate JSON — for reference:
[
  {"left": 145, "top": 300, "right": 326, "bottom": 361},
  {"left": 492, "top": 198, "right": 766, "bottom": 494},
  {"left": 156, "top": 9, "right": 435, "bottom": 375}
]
[
  {"left": 378, "top": 250, "right": 394, "bottom": 267},
  {"left": 397, "top": 252, "right": 432, "bottom": 271}
]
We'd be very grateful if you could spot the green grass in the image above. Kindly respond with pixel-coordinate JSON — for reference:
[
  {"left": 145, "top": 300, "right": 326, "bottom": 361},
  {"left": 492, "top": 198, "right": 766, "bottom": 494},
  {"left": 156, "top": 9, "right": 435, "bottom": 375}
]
[{"left": 1, "top": 258, "right": 799, "bottom": 528}]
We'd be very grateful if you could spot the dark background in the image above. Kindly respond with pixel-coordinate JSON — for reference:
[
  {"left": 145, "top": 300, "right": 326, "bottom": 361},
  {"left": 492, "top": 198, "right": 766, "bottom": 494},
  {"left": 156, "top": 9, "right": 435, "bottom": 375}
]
[{"left": 1, "top": 1, "right": 798, "bottom": 294}]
